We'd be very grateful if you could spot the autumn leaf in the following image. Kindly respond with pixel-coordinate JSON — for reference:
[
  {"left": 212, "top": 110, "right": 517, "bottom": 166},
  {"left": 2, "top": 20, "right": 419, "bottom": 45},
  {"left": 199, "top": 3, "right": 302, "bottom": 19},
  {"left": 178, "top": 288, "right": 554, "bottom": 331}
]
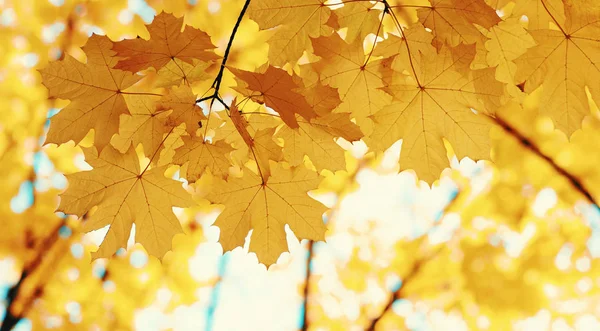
[
  {"left": 173, "top": 136, "right": 234, "bottom": 182},
  {"left": 331, "top": 1, "right": 383, "bottom": 43},
  {"left": 512, "top": 0, "right": 565, "bottom": 30},
  {"left": 229, "top": 100, "right": 255, "bottom": 148},
  {"left": 110, "top": 93, "right": 169, "bottom": 157},
  {"left": 248, "top": 0, "right": 334, "bottom": 65},
  {"left": 417, "top": 0, "right": 500, "bottom": 47},
  {"left": 310, "top": 33, "right": 391, "bottom": 131},
  {"left": 112, "top": 12, "right": 218, "bottom": 72},
  {"left": 250, "top": 127, "right": 284, "bottom": 181},
  {"left": 208, "top": 163, "right": 327, "bottom": 266},
  {"left": 230, "top": 66, "right": 319, "bottom": 129},
  {"left": 276, "top": 113, "right": 363, "bottom": 172},
  {"left": 11, "top": 0, "right": 600, "bottom": 329},
  {"left": 372, "top": 24, "right": 434, "bottom": 60},
  {"left": 370, "top": 44, "right": 503, "bottom": 183},
  {"left": 484, "top": 18, "right": 536, "bottom": 85},
  {"left": 58, "top": 146, "right": 196, "bottom": 259},
  {"left": 515, "top": 0, "right": 600, "bottom": 134},
  {"left": 157, "top": 85, "right": 206, "bottom": 135},
  {"left": 40, "top": 35, "right": 142, "bottom": 150},
  {"left": 154, "top": 59, "right": 212, "bottom": 88}
]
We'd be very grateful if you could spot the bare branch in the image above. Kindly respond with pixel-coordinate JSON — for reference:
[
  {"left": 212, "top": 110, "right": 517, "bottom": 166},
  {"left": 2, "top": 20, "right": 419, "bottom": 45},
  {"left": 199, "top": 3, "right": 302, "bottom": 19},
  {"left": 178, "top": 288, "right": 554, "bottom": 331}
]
[
  {"left": 300, "top": 240, "right": 314, "bottom": 331},
  {"left": 195, "top": 0, "right": 251, "bottom": 109},
  {"left": 490, "top": 115, "right": 597, "bottom": 207}
]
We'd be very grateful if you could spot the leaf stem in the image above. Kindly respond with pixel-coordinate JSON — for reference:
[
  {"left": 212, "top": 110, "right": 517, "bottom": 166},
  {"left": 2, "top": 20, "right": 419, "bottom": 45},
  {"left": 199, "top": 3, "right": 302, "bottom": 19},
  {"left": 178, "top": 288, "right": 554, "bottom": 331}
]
[
  {"left": 381, "top": 0, "right": 421, "bottom": 87},
  {"left": 195, "top": 0, "right": 252, "bottom": 108},
  {"left": 364, "top": 6, "right": 387, "bottom": 65}
]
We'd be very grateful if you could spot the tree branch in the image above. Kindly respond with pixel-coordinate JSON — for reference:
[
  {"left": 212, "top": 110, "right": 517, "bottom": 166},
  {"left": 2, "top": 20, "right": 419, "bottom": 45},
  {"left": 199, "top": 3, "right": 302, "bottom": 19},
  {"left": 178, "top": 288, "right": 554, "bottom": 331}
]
[
  {"left": 195, "top": 0, "right": 251, "bottom": 108},
  {"left": 300, "top": 240, "right": 314, "bottom": 331},
  {"left": 205, "top": 254, "right": 229, "bottom": 331},
  {"left": 490, "top": 115, "right": 597, "bottom": 207},
  {"left": 364, "top": 188, "right": 461, "bottom": 330},
  {"left": 1, "top": 221, "right": 65, "bottom": 331},
  {"left": 365, "top": 256, "right": 425, "bottom": 331}
]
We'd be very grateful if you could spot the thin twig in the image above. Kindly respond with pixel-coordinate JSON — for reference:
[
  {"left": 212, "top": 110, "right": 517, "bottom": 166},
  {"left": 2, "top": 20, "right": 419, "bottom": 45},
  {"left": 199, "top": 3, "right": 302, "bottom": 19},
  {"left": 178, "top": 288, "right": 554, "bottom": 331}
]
[
  {"left": 1, "top": 221, "right": 66, "bottom": 331},
  {"left": 195, "top": 0, "right": 251, "bottom": 109},
  {"left": 364, "top": 188, "right": 461, "bottom": 330},
  {"left": 300, "top": 240, "right": 314, "bottom": 331},
  {"left": 489, "top": 115, "right": 597, "bottom": 207},
  {"left": 365, "top": 256, "right": 425, "bottom": 331},
  {"left": 205, "top": 254, "right": 229, "bottom": 331}
]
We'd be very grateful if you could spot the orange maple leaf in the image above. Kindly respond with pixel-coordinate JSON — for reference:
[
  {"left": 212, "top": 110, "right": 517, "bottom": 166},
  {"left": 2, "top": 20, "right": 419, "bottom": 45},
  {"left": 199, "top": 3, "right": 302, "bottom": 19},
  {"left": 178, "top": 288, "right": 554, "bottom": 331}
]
[
  {"left": 230, "top": 66, "right": 319, "bottom": 129},
  {"left": 112, "top": 12, "right": 219, "bottom": 72}
]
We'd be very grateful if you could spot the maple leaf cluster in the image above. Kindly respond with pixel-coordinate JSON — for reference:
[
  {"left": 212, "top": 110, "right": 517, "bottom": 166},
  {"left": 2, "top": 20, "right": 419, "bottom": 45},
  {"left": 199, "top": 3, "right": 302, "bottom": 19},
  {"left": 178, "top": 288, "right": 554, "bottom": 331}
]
[{"left": 40, "top": 0, "right": 600, "bottom": 266}]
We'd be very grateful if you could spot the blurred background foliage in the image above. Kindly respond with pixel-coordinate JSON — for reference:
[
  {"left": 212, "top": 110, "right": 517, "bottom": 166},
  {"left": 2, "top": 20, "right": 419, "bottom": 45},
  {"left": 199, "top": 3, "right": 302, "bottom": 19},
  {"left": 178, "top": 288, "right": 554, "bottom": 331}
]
[{"left": 2, "top": 0, "right": 600, "bottom": 330}]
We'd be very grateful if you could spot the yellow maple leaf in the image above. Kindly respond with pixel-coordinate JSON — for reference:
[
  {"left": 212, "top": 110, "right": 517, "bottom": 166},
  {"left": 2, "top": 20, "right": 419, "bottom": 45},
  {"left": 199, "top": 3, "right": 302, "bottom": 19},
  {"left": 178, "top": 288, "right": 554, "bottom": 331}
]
[
  {"left": 40, "top": 35, "right": 142, "bottom": 150},
  {"left": 173, "top": 136, "right": 234, "bottom": 182},
  {"left": 248, "top": 0, "right": 334, "bottom": 65},
  {"left": 154, "top": 59, "right": 212, "bottom": 88},
  {"left": 110, "top": 93, "right": 169, "bottom": 158},
  {"left": 417, "top": 0, "right": 500, "bottom": 47},
  {"left": 484, "top": 18, "right": 536, "bottom": 84},
  {"left": 310, "top": 33, "right": 391, "bottom": 131},
  {"left": 276, "top": 113, "right": 363, "bottom": 172},
  {"left": 58, "top": 146, "right": 196, "bottom": 259},
  {"left": 112, "top": 11, "right": 218, "bottom": 72},
  {"left": 331, "top": 2, "right": 383, "bottom": 43},
  {"left": 250, "top": 127, "right": 285, "bottom": 182},
  {"left": 512, "top": 0, "right": 565, "bottom": 30},
  {"left": 370, "top": 44, "right": 503, "bottom": 183},
  {"left": 372, "top": 24, "right": 434, "bottom": 60},
  {"left": 157, "top": 85, "right": 206, "bottom": 135},
  {"left": 209, "top": 163, "right": 327, "bottom": 266},
  {"left": 515, "top": 0, "right": 600, "bottom": 134}
]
